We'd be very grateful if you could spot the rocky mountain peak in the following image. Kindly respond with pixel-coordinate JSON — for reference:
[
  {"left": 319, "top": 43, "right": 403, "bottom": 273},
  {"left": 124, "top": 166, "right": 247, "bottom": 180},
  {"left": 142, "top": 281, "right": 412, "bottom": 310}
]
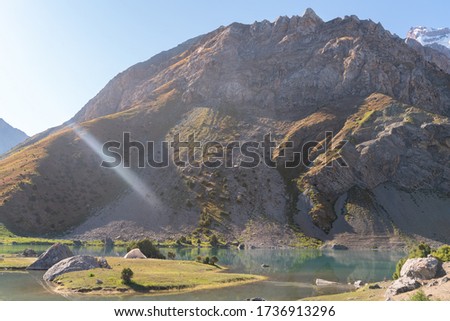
[{"left": 300, "top": 7, "right": 324, "bottom": 28}]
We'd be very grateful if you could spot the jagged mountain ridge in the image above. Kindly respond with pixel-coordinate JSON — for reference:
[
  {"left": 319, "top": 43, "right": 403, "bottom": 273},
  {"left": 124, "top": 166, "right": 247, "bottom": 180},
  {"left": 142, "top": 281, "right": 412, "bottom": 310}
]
[
  {"left": 73, "top": 10, "right": 450, "bottom": 124},
  {"left": 0, "top": 118, "right": 28, "bottom": 155},
  {"left": 0, "top": 9, "right": 449, "bottom": 248}
]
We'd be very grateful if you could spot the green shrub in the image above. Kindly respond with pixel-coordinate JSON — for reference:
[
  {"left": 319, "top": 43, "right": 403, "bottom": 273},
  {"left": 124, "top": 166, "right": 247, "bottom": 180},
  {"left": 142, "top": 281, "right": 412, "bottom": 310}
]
[
  {"left": 121, "top": 268, "right": 134, "bottom": 284},
  {"left": 393, "top": 243, "right": 434, "bottom": 280},
  {"left": 167, "top": 251, "right": 176, "bottom": 260},
  {"left": 393, "top": 257, "right": 407, "bottom": 280},
  {"left": 196, "top": 256, "right": 202, "bottom": 262},
  {"left": 202, "top": 256, "right": 210, "bottom": 265},
  {"left": 432, "top": 245, "right": 450, "bottom": 262},
  {"left": 408, "top": 243, "right": 431, "bottom": 258},
  {"left": 409, "top": 290, "right": 430, "bottom": 301},
  {"left": 127, "top": 239, "right": 165, "bottom": 259},
  {"left": 210, "top": 256, "right": 219, "bottom": 265}
]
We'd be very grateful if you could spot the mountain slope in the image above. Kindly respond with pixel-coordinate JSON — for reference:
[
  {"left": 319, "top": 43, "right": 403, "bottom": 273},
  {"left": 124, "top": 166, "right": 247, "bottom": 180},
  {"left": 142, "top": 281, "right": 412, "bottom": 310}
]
[
  {"left": 0, "top": 119, "right": 28, "bottom": 155},
  {"left": 0, "top": 9, "right": 449, "bottom": 248}
]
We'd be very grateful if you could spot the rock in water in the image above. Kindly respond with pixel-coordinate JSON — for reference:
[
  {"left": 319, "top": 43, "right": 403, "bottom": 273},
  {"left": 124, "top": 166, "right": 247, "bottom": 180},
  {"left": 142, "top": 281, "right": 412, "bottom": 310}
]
[
  {"left": 400, "top": 257, "right": 440, "bottom": 280},
  {"left": 124, "top": 248, "right": 147, "bottom": 259},
  {"left": 331, "top": 244, "right": 348, "bottom": 250},
  {"left": 315, "top": 278, "right": 339, "bottom": 286},
  {"left": 27, "top": 243, "right": 73, "bottom": 270},
  {"left": 43, "top": 255, "right": 110, "bottom": 281}
]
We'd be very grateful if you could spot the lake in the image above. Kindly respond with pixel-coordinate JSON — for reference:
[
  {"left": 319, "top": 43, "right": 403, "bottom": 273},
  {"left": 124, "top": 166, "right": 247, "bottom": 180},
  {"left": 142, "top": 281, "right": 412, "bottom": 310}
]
[{"left": 0, "top": 245, "right": 404, "bottom": 300}]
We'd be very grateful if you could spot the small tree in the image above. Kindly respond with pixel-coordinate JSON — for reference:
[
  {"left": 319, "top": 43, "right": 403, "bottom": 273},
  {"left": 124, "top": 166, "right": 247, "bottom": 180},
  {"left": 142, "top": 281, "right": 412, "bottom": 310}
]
[
  {"left": 432, "top": 245, "right": 450, "bottom": 262},
  {"left": 210, "top": 256, "right": 219, "bottom": 266},
  {"left": 167, "top": 251, "right": 176, "bottom": 260},
  {"left": 209, "top": 234, "right": 219, "bottom": 247},
  {"left": 392, "top": 257, "right": 407, "bottom": 280},
  {"left": 121, "top": 268, "right": 134, "bottom": 284},
  {"left": 409, "top": 243, "right": 431, "bottom": 258},
  {"left": 202, "top": 256, "right": 210, "bottom": 265},
  {"left": 196, "top": 256, "right": 202, "bottom": 262}
]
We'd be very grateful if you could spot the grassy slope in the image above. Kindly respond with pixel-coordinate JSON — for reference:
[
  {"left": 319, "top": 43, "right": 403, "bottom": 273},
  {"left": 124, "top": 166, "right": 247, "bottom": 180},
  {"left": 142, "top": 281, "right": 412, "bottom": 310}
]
[
  {"left": 0, "top": 223, "right": 74, "bottom": 245},
  {"left": 0, "top": 94, "right": 181, "bottom": 236},
  {"left": 53, "top": 257, "right": 265, "bottom": 294}
]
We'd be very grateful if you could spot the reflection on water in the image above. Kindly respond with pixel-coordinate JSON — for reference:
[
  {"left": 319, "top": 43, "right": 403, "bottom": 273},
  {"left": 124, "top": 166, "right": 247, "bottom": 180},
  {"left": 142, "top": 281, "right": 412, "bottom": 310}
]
[{"left": 0, "top": 246, "right": 404, "bottom": 301}]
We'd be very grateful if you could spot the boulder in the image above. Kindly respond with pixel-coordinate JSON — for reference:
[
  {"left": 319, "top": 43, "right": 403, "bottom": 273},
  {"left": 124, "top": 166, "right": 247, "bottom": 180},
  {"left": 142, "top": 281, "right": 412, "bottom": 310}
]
[
  {"left": 331, "top": 244, "right": 348, "bottom": 250},
  {"left": 385, "top": 277, "right": 420, "bottom": 298},
  {"left": 400, "top": 257, "right": 440, "bottom": 280},
  {"left": 354, "top": 280, "right": 365, "bottom": 289},
  {"left": 261, "top": 264, "right": 270, "bottom": 268},
  {"left": 27, "top": 243, "right": 73, "bottom": 270},
  {"left": 237, "top": 243, "right": 245, "bottom": 250},
  {"left": 315, "top": 278, "right": 339, "bottom": 286},
  {"left": 124, "top": 248, "right": 147, "bottom": 259},
  {"left": 43, "top": 255, "right": 111, "bottom": 281}
]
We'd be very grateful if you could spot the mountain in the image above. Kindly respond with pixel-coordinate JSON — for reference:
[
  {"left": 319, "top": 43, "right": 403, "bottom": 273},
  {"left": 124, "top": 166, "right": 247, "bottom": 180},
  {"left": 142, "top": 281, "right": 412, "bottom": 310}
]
[
  {"left": 0, "top": 118, "right": 28, "bottom": 155},
  {"left": 406, "top": 26, "right": 450, "bottom": 74},
  {"left": 0, "top": 9, "right": 449, "bottom": 248},
  {"left": 407, "top": 27, "right": 450, "bottom": 52}
]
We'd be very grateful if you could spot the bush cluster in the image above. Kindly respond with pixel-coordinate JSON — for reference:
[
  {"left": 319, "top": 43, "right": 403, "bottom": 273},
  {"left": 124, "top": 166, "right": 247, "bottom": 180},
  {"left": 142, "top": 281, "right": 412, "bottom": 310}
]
[{"left": 127, "top": 239, "right": 166, "bottom": 259}]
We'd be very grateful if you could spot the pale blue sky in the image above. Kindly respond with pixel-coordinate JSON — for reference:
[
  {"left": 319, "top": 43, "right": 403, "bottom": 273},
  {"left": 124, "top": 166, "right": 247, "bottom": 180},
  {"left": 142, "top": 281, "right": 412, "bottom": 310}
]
[{"left": 0, "top": 0, "right": 449, "bottom": 135}]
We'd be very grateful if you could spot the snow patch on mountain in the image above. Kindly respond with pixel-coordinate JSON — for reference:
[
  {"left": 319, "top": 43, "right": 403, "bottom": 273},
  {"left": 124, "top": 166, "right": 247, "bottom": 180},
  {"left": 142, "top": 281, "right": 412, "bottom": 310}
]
[{"left": 407, "top": 26, "right": 450, "bottom": 49}]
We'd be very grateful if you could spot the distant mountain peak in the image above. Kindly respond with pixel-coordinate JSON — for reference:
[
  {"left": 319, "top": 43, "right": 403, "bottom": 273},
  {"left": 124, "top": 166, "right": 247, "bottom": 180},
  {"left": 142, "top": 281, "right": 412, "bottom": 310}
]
[
  {"left": 0, "top": 118, "right": 28, "bottom": 155},
  {"left": 407, "top": 26, "right": 450, "bottom": 49}
]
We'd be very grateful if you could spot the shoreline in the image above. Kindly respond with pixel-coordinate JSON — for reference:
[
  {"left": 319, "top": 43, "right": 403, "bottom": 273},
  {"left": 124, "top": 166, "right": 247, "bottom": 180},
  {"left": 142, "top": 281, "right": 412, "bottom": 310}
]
[{"left": 50, "top": 276, "right": 267, "bottom": 297}]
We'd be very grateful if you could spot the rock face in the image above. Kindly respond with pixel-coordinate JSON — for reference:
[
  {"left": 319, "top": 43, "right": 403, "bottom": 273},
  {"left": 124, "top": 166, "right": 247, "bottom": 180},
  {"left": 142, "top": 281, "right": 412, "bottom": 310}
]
[
  {"left": 0, "top": 9, "right": 450, "bottom": 248},
  {"left": 385, "top": 277, "right": 421, "bottom": 298},
  {"left": 124, "top": 248, "right": 147, "bottom": 259},
  {"left": 43, "top": 255, "right": 111, "bottom": 281},
  {"left": 27, "top": 243, "right": 74, "bottom": 270},
  {"left": 0, "top": 118, "right": 28, "bottom": 155},
  {"left": 400, "top": 257, "right": 440, "bottom": 280}
]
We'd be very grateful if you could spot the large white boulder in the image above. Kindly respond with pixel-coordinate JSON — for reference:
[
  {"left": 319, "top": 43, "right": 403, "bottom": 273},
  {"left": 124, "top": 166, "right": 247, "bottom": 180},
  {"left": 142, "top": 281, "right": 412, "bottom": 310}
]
[
  {"left": 400, "top": 256, "right": 440, "bottom": 280},
  {"left": 43, "top": 255, "right": 110, "bottom": 281},
  {"left": 124, "top": 248, "right": 147, "bottom": 259}
]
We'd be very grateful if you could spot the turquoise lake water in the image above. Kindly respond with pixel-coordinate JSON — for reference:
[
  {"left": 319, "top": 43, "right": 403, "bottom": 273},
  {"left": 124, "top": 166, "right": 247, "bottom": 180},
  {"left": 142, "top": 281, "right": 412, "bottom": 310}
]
[{"left": 0, "top": 246, "right": 404, "bottom": 301}]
